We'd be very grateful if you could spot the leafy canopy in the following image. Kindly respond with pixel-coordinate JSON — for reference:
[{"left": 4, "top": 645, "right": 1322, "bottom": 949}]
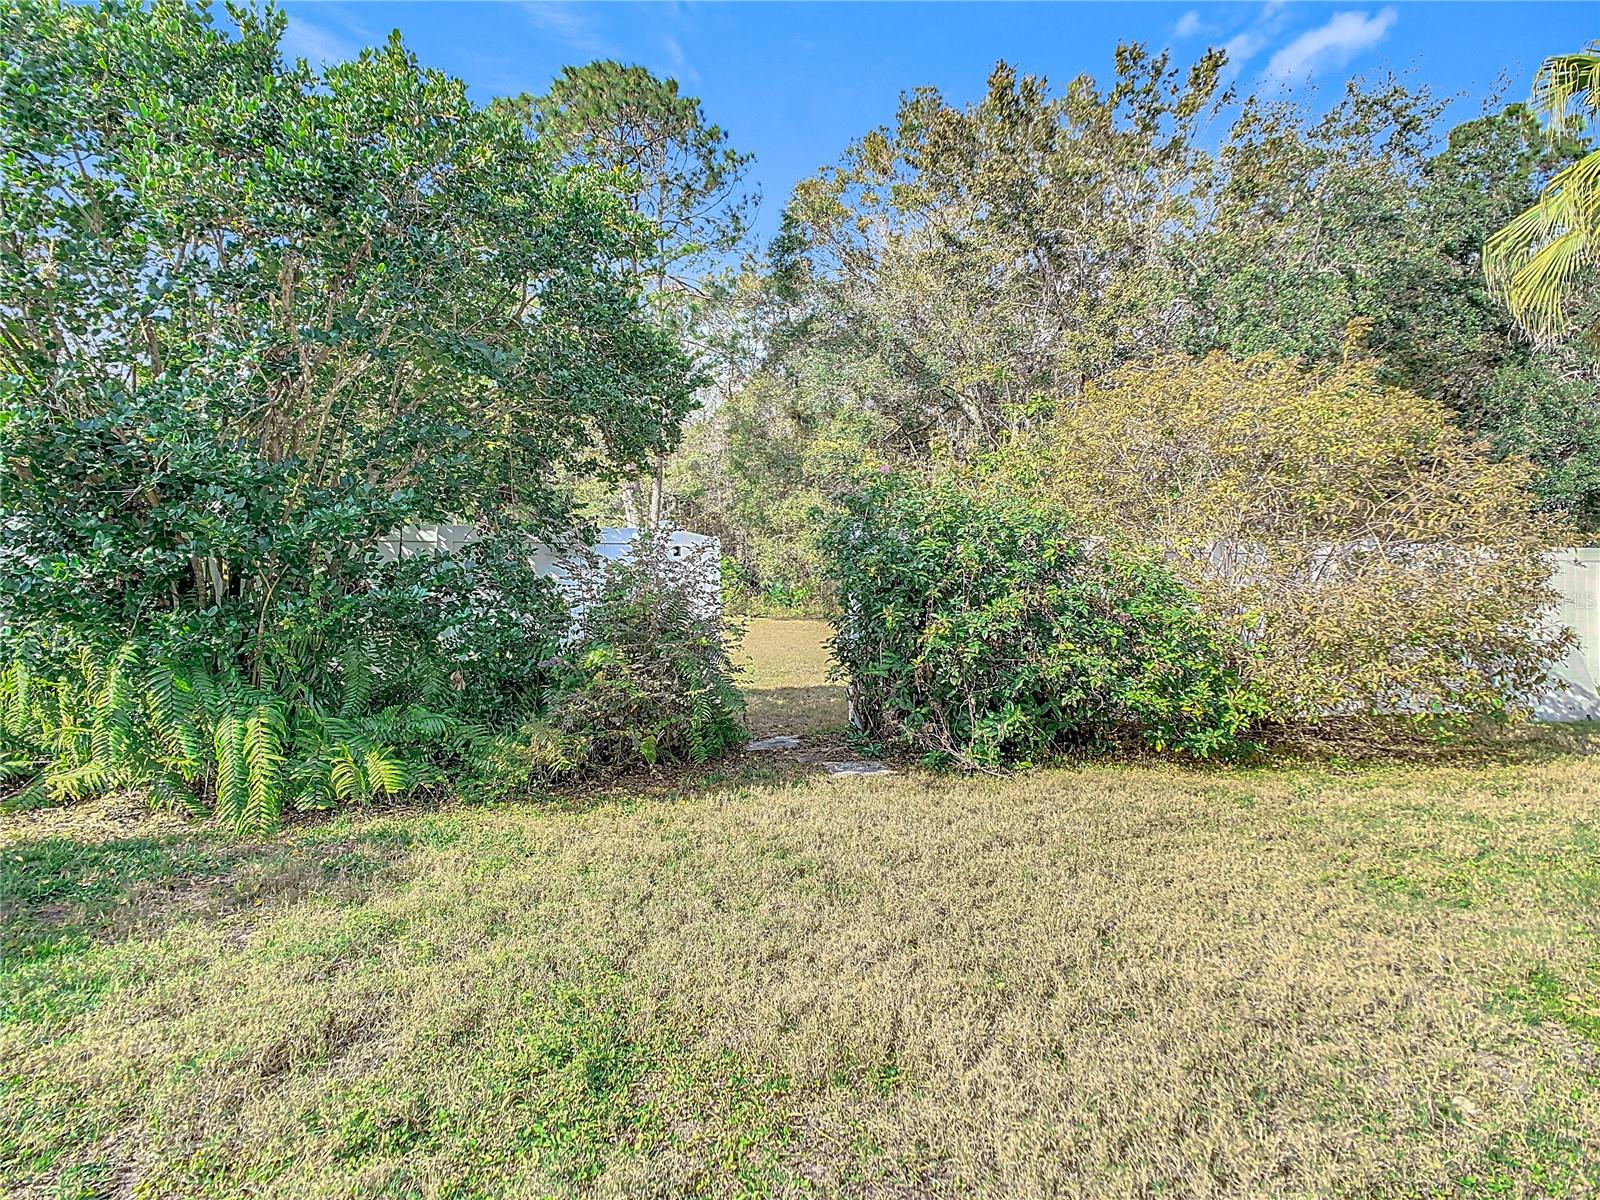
[
  {"left": 496, "top": 60, "right": 757, "bottom": 525},
  {"left": 686, "top": 52, "right": 1600, "bottom": 616},
  {"left": 0, "top": 0, "right": 700, "bottom": 825},
  {"left": 500, "top": 60, "right": 756, "bottom": 308}
]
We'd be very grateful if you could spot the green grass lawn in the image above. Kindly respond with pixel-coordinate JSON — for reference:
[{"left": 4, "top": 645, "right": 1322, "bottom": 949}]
[
  {"left": 3, "top": 624, "right": 1599, "bottom": 1198},
  {"left": 734, "top": 618, "right": 848, "bottom": 736}
]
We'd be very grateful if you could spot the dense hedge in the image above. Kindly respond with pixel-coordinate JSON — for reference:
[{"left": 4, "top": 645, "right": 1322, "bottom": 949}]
[
  {"left": 984, "top": 351, "right": 1573, "bottom": 727},
  {"left": 820, "top": 475, "right": 1263, "bottom": 767}
]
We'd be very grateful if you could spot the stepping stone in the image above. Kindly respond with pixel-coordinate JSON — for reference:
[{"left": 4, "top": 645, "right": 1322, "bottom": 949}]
[
  {"left": 820, "top": 760, "right": 893, "bottom": 777},
  {"left": 746, "top": 734, "right": 802, "bottom": 751}
]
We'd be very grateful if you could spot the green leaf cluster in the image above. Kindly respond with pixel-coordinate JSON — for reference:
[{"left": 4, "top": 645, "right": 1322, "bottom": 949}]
[
  {"left": 820, "top": 474, "right": 1264, "bottom": 768},
  {"left": 1, "top": 648, "right": 484, "bottom": 832}
]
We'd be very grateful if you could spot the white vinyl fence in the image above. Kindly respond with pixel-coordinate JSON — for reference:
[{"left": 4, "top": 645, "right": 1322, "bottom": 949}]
[
  {"left": 1539, "top": 547, "right": 1600, "bottom": 721},
  {"left": 379, "top": 529, "right": 1596, "bottom": 721},
  {"left": 375, "top": 524, "right": 722, "bottom": 616}
]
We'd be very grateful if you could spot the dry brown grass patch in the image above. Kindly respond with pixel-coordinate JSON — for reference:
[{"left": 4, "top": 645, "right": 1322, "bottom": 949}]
[{"left": 3, "top": 746, "right": 1597, "bottom": 1197}]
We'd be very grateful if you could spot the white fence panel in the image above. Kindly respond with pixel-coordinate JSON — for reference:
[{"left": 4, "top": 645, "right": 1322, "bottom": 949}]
[
  {"left": 375, "top": 524, "right": 722, "bottom": 618},
  {"left": 1539, "top": 547, "right": 1600, "bottom": 721},
  {"left": 377, "top": 529, "right": 1593, "bottom": 721}
]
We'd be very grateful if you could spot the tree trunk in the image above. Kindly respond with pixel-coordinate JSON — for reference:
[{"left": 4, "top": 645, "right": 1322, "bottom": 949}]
[{"left": 647, "top": 456, "right": 665, "bottom": 527}]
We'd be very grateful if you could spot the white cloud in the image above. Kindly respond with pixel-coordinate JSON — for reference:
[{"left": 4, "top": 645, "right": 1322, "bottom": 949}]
[
  {"left": 1212, "top": 2, "right": 1293, "bottom": 81},
  {"left": 279, "top": 11, "right": 359, "bottom": 66},
  {"left": 1222, "top": 29, "right": 1271, "bottom": 73},
  {"left": 522, "top": 2, "right": 613, "bottom": 59},
  {"left": 1174, "top": 10, "right": 1205, "bottom": 39},
  {"left": 1263, "top": 7, "right": 1398, "bottom": 84},
  {"left": 665, "top": 35, "right": 701, "bottom": 84}
]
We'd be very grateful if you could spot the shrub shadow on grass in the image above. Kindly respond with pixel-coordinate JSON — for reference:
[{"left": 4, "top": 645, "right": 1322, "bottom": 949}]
[
  {"left": 1, "top": 751, "right": 822, "bottom": 973},
  {"left": 0, "top": 827, "right": 405, "bottom": 969},
  {"left": 876, "top": 719, "right": 1600, "bottom": 789},
  {"left": 1253, "top": 719, "right": 1600, "bottom": 773},
  {"left": 741, "top": 683, "right": 849, "bottom": 738},
  {"left": 532, "top": 752, "right": 820, "bottom": 816},
  {"left": 734, "top": 617, "right": 848, "bottom": 738}
]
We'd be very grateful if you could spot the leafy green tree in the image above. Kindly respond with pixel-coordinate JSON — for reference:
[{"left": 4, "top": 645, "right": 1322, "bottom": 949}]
[
  {"left": 1405, "top": 105, "right": 1600, "bottom": 525},
  {"left": 785, "top": 48, "right": 1227, "bottom": 454},
  {"left": 498, "top": 62, "right": 757, "bottom": 524},
  {"left": 1402, "top": 104, "right": 1582, "bottom": 401},
  {"left": 503, "top": 61, "right": 755, "bottom": 305},
  {"left": 1179, "top": 78, "right": 1449, "bottom": 364},
  {"left": 693, "top": 47, "right": 1235, "bottom": 599},
  {"left": 1486, "top": 46, "right": 1600, "bottom": 342},
  {"left": 609, "top": 44, "right": 1600, "bottom": 613},
  {"left": 1183, "top": 89, "right": 1600, "bottom": 527},
  {"left": 0, "top": 0, "right": 694, "bottom": 824}
]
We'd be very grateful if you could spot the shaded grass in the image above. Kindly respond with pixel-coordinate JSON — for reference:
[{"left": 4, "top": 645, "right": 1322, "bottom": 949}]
[
  {"left": 2, "top": 621, "right": 1598, "bottom": 1197},
  {"left": 734, "top": 617, "right": 847, "bottom": 736}
]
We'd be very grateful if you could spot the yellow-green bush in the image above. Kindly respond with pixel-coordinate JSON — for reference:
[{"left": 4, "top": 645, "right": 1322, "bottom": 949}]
[{"left": 984, "top": 345, "right": 1574, "bottom": 728}]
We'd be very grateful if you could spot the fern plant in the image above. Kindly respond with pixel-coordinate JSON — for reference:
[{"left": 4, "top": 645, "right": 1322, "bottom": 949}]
[{"left": 0, "top": 644, "right": 484, "bottom": 832}]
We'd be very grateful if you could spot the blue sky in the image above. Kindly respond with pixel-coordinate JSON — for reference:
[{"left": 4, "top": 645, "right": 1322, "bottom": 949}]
[{"left": 277, "top": 2, "right": 1595, "bottom": 242}]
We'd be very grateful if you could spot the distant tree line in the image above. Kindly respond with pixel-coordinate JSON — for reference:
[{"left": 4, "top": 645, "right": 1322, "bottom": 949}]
[{"left": 642, "top": 48, "right": 1599, "bottom": 609}]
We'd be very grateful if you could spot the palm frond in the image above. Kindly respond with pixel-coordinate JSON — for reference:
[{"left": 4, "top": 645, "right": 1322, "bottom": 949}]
[
  {"left": 338, "top": 643, "right": 374, "bottom": 719},
  {"left": 1, "top": 660, "right": 33, "bottom": 739},
  {"left": 1532, "top": 46, "right": 1600, "bottom": 138},
  {"left": 1485, "top": 146, "right": 1600, "bottom": 342},
  {"left": 328, "top": 747, "right": 364, "bottom": 803}
]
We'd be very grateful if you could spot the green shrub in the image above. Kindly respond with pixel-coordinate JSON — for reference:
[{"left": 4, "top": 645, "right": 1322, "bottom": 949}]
[
  {"left": 718, "top": 557, "right": 765, "bottom": 617},
  {"left": 543, "top": 531, "right": 746, "bottom": 773},
  {"left": 0, "top": 391, "right": 565, "bottom": 828},
  {"left": 820, "top": 475, "right": 1263, "bottom": 768},
  {"left": 364, "top": 537, "right": 569, "bottom": 724},
  {"left": 720, "top": 558, "right": 827, "bottom": 620},
  {"left": 0, "top": 647, "right": 487, "bottom": 829}
]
